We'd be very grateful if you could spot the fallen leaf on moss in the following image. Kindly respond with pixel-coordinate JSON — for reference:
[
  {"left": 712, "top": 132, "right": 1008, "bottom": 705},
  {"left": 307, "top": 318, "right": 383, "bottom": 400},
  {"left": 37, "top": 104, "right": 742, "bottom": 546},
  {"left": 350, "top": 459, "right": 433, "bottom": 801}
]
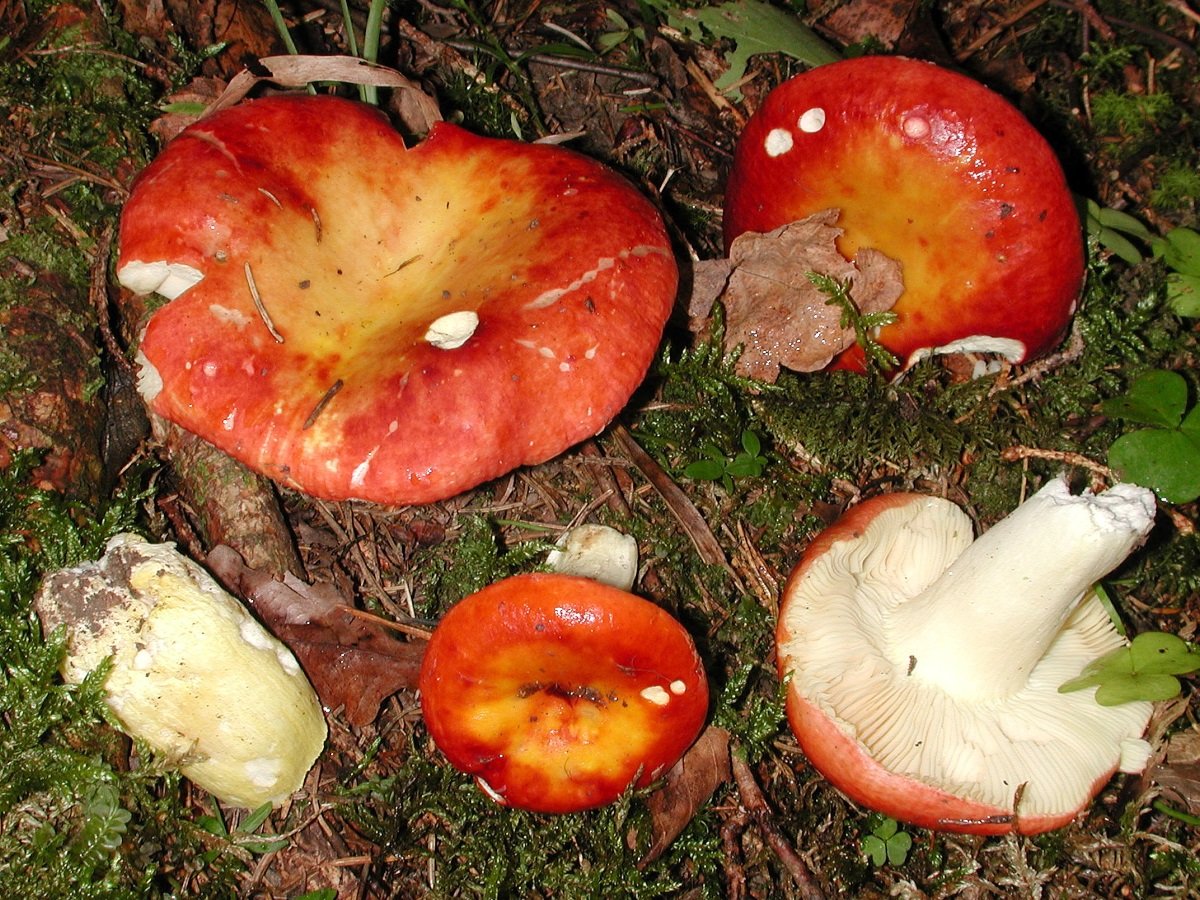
[
  {"left": 691, "top": 209, "right": 903, "bottom": 381},
  {"left": 207, "top": 544, "right": 424, "bottom": 726},
  {"left": 637, "top": 725, "right": 731, "bottom": 865}
]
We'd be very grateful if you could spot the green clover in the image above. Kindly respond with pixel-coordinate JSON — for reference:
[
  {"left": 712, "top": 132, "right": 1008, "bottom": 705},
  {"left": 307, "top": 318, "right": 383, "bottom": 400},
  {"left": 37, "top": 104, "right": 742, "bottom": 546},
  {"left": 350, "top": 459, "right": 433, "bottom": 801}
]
[
  {"left": 1103, "top": 369, "right": 1200, "bottom": 504},
  {"left": 861, "top": 817, "right": 912, "bottom": 867},
  {"left": 1059, "top": 632, "right": 1200, "bottom": 706}
]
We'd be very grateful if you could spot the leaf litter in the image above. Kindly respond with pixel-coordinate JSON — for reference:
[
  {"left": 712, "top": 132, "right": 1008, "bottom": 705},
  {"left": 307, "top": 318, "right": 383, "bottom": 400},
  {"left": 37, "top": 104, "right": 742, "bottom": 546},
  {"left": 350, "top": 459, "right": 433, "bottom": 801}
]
[{"left": 689, "top": 209, "right": 904, "bottom": 379}]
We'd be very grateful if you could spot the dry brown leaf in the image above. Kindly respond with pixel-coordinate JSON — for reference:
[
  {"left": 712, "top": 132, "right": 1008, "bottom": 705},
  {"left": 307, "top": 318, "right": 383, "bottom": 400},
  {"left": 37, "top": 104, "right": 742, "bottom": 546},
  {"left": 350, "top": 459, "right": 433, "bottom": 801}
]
[
  {"left": 697, "top": 209, "right": 903, "bottom": 382},
  {"left": 211, "top": 55, "right": 443, "bottom": 131},
  {"left": 207, "top": 545, "right": 424, "bottom": 726},
  {"left": 638, "top": 725, "right": 732, "bottom": 865},
  {"left": 1150, "top": 724, "right": 1200, "bottom": 813}
]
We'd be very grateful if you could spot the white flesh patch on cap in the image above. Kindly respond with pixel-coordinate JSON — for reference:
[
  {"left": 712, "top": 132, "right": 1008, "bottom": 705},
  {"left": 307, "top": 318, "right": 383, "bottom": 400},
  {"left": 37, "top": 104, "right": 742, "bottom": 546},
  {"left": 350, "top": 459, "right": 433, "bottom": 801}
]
[
  {"left": 670, "top": 679, "right": 687, "bottom": 695},
  {"left": 640, "top": 685, "right": 671, "bottom": 706},
  {"left": 764, "top": 127, "right": 794, "bottom": 157},
  {"left": 350, "top": 448, "right": 378, "bottom": 490},
  {"left": 901, "top": 114, "right": 931, "bottom": 139},
  {"left": 117, "top": 260, "right": 204, "bottom": 299},
  {"left": 798, "top": 107, "right": 826, "bottom": 133},
  {"left": 244, "top": 756, "right": 284, "bottom": 788},
  {"left": 424, "top": 310, "right": 479, "bottom": 350},
  {"left": 778, "top": 480, "right": 1156, "bottom": 820},
  {"left": 209, "top": 304, "right": 251, "bottom": 327},
  {"left": 524, "top": 244, "right": 670, "bottom": 311}
]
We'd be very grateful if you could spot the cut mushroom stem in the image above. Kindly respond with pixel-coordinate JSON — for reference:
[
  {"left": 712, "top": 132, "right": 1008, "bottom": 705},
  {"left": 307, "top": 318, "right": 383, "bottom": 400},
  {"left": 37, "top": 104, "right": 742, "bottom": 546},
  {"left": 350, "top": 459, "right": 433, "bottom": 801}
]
[{"left": 887, "top": 479, "right": 1157, "bottom": 700}]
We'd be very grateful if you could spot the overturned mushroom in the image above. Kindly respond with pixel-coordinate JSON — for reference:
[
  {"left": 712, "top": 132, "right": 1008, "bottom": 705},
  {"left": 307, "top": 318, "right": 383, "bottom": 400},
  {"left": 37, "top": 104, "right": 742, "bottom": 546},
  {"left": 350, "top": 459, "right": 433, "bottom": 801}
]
[
  {"left": 117, "top": 95, "right": 677, "bottom": 504},
  {"left": 35, "top": 534, "right": 326, "bottom": 809},
  {"left": 776, "top": 477, "right": 1157, "bottom": 834},
  {"left": 724, "top": 56, "right": 1084, "bottom": 373}
]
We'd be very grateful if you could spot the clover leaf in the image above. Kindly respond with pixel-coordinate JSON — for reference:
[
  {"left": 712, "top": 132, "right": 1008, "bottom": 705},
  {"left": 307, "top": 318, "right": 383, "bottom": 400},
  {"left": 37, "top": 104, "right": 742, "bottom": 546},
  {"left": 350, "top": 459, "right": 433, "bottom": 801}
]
[
  {"left": 1059, "top": 632, "right": 1200, "bottom": 706},
  {"left": 861, "top": 816, "right": 912, "bottom": 867},
  {"left": 1103, "top": 369, "right": 1200, "bottom": 503}
]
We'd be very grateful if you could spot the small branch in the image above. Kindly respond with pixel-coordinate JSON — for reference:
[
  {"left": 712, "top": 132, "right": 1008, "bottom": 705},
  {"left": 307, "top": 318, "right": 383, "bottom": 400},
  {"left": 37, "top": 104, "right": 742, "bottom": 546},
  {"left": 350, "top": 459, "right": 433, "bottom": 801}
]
[
  {"left": 245, "top": 262, "right": 285, "bottom": 343},
  {"left": 610, "top": 424, "right": 736, "bottom": 577},
  {"left": 953, "top": 0, "right": 1053, "bottom": 61},
  {"left": 1001, "top": 445, "right": 1113, "bottom": 480},
  {"left": 303, "top": 379, "right": 344, "bottom": 430},
  {"left": 731, "top": 752, "right": 826, "bottom": 900}
]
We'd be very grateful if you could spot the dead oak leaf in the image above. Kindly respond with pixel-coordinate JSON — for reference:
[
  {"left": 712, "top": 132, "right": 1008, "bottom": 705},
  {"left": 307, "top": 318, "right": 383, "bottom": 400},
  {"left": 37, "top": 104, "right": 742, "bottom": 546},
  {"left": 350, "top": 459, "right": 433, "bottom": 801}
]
[
  {"left": 696, "top": 209, "right": 904, "bottom": 381},
  {"left": 636, "top": 725, "right": 732, "bottom": 865},
  {"left": 207, "top": 545, "right": 424, "bottom": 727}
]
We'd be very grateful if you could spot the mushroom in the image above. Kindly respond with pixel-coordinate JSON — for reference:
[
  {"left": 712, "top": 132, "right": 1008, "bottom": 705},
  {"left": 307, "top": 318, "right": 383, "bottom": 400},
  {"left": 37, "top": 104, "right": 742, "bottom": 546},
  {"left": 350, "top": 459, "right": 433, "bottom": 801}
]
[
  {"left": 775, "top": 477, "right": 1157, "bottom": 834},
  {"left": 117, "top": 95, "right": 677, "bottom": 504},
  {"left": 545, "top": 522, "right": 639, "bottom": 591},
  {"left": 419, "top": 573, "right": 709, "bottom": 813},
  {"left": 723, "top": 56, "right": 1084, "bottom": 373},
  {"left": 34, "top": 534, "right": 326, "bottom": 809}
]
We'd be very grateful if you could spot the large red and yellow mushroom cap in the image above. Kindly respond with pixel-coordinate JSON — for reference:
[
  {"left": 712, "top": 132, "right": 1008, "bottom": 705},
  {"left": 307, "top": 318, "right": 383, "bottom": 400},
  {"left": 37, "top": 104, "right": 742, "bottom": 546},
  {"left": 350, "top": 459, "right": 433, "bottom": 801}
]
[
  {"left": 724, "top": 56, "right": 1084, "bottom": 372},
  {"left": 118, "top": 95, "right": 677, "bottom": 503},
  {"left": 419, "top": 573, "right": 709, "bottom": 814}
]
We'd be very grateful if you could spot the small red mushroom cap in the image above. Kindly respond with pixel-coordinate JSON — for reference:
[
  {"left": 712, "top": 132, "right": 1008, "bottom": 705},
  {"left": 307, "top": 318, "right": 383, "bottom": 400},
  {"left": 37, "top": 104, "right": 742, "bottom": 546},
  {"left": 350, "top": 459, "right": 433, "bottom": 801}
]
[
  {"left": 117, "top": 95, "right": 677, "bottom": 504},
  {"left": 419, "top": 573, "right": 709, "bottom": 814},
  {"left": 724, "top": 56, "right": 1084, "bottom": 372}
]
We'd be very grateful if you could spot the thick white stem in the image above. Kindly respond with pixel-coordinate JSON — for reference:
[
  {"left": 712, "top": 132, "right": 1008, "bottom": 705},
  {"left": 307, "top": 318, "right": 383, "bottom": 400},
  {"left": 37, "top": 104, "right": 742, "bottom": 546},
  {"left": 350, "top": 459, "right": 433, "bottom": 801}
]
[{"left": 885, "top": 477, "right": 1156, "bottom": 701}]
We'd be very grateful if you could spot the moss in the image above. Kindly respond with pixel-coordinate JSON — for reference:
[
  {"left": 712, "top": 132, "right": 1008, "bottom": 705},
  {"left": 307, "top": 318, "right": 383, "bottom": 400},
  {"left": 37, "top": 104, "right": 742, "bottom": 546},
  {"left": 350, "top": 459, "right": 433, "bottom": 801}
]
[
  {"left": 1151, "top": 161, "right": 1200, "bottom": 215},
  {"left": 347, "top": 738, "right": 693, "bottom": 897}
]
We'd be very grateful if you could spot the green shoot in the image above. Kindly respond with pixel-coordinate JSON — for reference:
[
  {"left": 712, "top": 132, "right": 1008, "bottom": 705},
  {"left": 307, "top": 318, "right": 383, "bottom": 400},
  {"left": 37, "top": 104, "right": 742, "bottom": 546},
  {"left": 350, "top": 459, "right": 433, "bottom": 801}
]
[
  {"left": 196, "top": 801, "right": 289, "bottom": 857},
  {"left": 683, "top": 430, "right": 766, "bottom": 491},
  {"left": 645, "top": 0, "right": 840, "bottom": 98},
  {"left": 808, "top": 272, "right": 900, "bottom": 374},
  {"left": 361, "top": 0, "right": 387, "bottom": 105},
  {"left": 1102, "top": 369, "right": 1200, "bottom": 503},
  {"left": 1059, "top": 632, "right": 1200, "bottom": 706}
]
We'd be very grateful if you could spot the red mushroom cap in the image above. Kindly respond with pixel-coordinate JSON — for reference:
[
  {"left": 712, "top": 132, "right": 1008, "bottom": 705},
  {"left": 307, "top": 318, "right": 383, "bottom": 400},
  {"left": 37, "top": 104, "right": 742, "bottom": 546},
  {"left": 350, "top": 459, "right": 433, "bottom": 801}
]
[
  {"left": 117, "top": 95, "right": 677, "bottom": 503},
  {"left": 723, "top": 56, "right": 1084, "bottom": 372},
  {"left": 419, "top": 573, "right": 709, "bottom": 814}
]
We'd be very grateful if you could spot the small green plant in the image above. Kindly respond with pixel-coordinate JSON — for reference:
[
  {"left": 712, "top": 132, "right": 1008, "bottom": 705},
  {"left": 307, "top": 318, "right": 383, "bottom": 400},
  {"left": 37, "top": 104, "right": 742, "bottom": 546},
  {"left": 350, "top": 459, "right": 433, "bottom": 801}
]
[
  {"left": 1059, "top": 631, "right": 1200, "bottom": 705},
  {"left": 645, "top": 0, "right": 839, "bottom": 98},
  {"left": 860, "top": 815, "right": 912, "bottom": 867},
  {"left": 1102, "top": 369, "right": 1200, "bottom": 503},
  {"left": 597, "top": 9, "right": 647, "bottom": 55},
  {"left": 1154, "top": 227, "right": 1200, "bottom": 317},
  {"left": 684, "top": 430, "right": 766, "bottom": 490},
  {"left": 809, "top": 272, "right": 900, "bottom": 373},
  {"left": 196, "top": 801, "right": 289, "bottom": 861},
  {"left": 1085, "top": 200, "right": 1200, "bottom": 316}
]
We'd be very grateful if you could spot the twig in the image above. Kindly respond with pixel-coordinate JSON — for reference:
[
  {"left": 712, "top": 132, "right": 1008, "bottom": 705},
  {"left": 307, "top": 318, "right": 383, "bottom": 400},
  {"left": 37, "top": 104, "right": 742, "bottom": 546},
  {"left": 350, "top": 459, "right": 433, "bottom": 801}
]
[
  {"left": 522, "top": 51, "right": 661, "bottom": 87},
  {"left": 245, "top": 262, "right": 285, "bottom": 343},
  {"left": 336, "top": 604, "right": 433, "bottom": 640},
  {"left": 90, "top": 224, "right": 132, "bottom": 371},
  {"left": 731, "top": 752, "right": 826, "bottom": 900},
  {"left": 610, "top": 424, "right": 736, "bottom": 578},
  {"left": 1001, "top": 445, "right": 1113, "bottom": 480},
  {"left": 953, "top": 0, "right": 1053, "bottom": 62},
  {"left": 303, "top": 379, "right": 344, "bottom": 430}
]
